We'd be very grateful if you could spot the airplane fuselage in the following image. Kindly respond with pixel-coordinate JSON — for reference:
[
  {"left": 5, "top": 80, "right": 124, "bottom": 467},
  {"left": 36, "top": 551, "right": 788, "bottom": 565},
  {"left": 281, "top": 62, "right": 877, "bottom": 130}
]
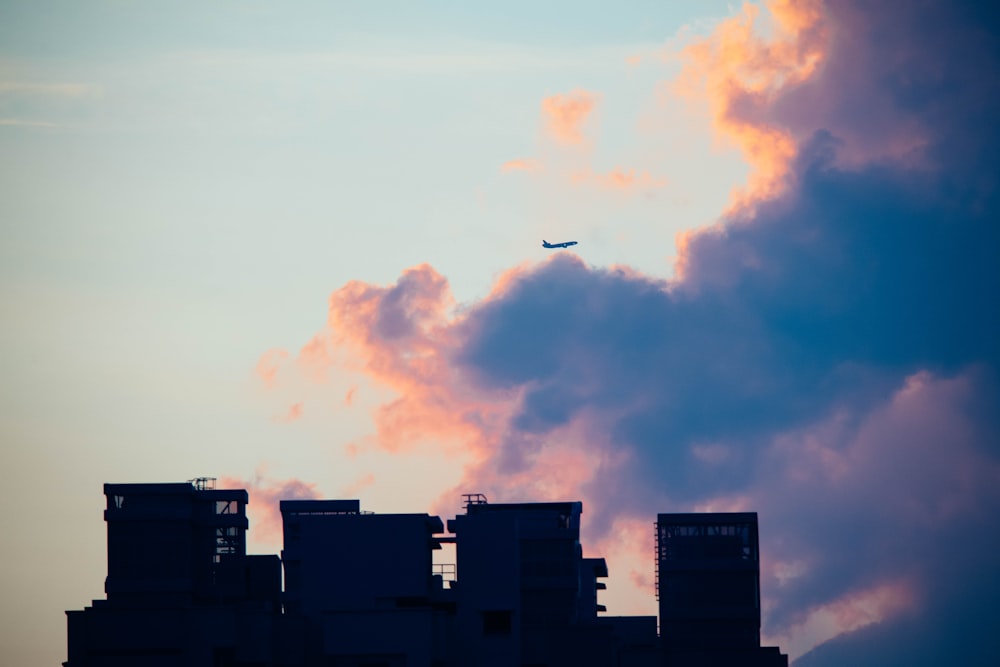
[{"left": 542, "top": 240, "right": 578, "bottom": 249}]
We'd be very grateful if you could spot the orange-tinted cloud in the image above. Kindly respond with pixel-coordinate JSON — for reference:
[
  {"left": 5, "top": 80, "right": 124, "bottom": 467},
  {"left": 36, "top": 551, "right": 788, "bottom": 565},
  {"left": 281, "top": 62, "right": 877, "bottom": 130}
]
[
  {"left": 297, "top": 334, "right": 332, "bottom": 383},
  {"left": 341, "top": 472, "right": 375, "bottom": 497},
  {"left": 773, "top": 578, "right": 919, "bottom": 657},
  {"left": 571, "top": 167, "right": 668, "bottom": 192},
  {"left": 500, "top": 158, "right": 541, "bottom": 173},
  {"left": 255, "top": 348, "right": 289, "bottom": 388},
  {"left": 292, "top": 260, "right": 626, "bottom": 523},
  {"left": 541, "top": 89, "right": 599, "bottom": 145},
  {"left": 673, "top": 0, "right": 829, "bottom": 211},
  {"left": 315, "top": 263, "right": 509, "bottom": 457},
  {"left": 275, "top": 402, "right": 304, "bottom": 423},
  {"left": 590, "top": 516, "right": 658, "bottom": 615},
  {"left": 220, "top": 472, "right": 322, "bottom": 546}
]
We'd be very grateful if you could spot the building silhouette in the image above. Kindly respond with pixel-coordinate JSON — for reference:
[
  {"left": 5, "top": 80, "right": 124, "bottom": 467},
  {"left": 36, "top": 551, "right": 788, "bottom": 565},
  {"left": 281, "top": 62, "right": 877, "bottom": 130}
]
[
  {"left": 65, "top": 479, "right": 281, "bottom": 666},
  {"left": 65, "top": 479, "right": 786, "bottom": 666},
  {"left": 657, "top": 513, "right": 786, "bottom": 667}
]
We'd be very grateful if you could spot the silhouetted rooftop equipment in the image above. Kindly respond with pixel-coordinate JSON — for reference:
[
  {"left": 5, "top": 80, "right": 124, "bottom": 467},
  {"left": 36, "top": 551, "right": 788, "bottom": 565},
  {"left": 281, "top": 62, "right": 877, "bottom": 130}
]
[
  {"left": 280, "top": 499, "right": 362, "bottom": 516},
  {"left": 188, "top": 476, "right": 216, "bottom": 490},
  {"left": 462, "top": 493, "right": 488, "bottom": 509}
]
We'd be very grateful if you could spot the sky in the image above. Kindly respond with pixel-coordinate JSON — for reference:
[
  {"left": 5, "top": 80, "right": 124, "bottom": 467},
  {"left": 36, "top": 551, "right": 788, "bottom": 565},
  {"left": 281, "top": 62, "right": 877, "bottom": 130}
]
[{"left": 2, "top": 1, "right": 999, "bottom": 665}]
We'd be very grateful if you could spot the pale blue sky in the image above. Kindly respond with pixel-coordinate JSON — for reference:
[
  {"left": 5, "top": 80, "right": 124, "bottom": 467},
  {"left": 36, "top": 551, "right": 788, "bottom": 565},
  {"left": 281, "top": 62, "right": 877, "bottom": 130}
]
[{"left": 1, "top": 2, "right": 747, "bottom": 664}]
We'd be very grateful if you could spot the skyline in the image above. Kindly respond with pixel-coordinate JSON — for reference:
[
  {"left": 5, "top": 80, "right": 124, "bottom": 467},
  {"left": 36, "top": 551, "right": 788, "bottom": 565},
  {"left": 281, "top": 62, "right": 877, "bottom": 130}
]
[
  {"left": 65, "top": 481, "right": 788, "bottom": 666},
  {"left": 3, "top": 2, "right": 1000, "bottom": 666}
]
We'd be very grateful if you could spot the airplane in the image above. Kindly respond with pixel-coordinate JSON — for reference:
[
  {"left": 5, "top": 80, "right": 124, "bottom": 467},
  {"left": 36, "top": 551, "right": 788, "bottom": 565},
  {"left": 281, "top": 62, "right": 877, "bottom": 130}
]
[{"left": 542, "top": 239, "right": 578, "bottom": 249}]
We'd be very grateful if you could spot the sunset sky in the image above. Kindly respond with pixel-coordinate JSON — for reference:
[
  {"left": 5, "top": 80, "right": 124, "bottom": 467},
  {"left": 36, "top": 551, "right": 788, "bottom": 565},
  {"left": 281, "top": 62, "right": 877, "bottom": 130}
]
[{"left": 3, "top": 1, "right": 999, "bottom": 665}]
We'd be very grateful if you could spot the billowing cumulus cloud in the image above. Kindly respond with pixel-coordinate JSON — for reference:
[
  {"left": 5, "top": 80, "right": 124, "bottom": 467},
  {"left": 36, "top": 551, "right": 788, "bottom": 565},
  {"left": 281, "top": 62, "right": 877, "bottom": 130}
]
[
  {"left": 673, "top": 0, "right": 828, "bottom": 209},
  {"left": 269, "top": 1, "right": 1000, "bottom": 663}
]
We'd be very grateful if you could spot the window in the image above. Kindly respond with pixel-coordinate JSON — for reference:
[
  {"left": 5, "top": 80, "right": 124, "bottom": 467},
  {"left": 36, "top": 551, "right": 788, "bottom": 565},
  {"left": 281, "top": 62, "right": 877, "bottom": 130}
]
[{"left": 215, "top": 500, "right": 237, "bottom": 515}]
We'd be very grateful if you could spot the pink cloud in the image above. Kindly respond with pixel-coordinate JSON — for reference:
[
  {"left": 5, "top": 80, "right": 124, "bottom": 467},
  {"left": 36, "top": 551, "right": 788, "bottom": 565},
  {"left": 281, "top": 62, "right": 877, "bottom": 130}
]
[
  {"left": 764, "top": 2, "right": 932, "bottom": 171},
  {"left": 592, "top": 516, "right": 656, "bottom": 595},
  {"left": 275, "top": 402, "right": 304, "bottom": 423},
  {"left": 255, "top": 348, "right": 289, "bottom": 388},
  {"left": 500, "top": 158, "right": 541, "bottom": 173},
  {"left": 673, "top": 0, "right": 829, "bottom": 211},
  {"left": 540, "top": 89, "right": 599, "bottom": 145},
  {"left": 341, "top": 472, "right": 375, "bottom": 497},
  {"left": 301, "top": 263, "right": 510, "bottom": 460},
  {"left": 770, "top": 578, "right": 920, "bottom": 658},
  {"left": 296, "top": 334, "right": 332, "bottom": 383},
  {"left": 571, "top": 167, "right": 667, "bottom": 192},
  {"left": 220, "top": 471, "right": 322, "bottom": 547},
  {"left": 289, "top": 259, "right": 636, "bottom": 523},
  {"left": 344, "top": 386, "right": 357, "bottom": 407}
]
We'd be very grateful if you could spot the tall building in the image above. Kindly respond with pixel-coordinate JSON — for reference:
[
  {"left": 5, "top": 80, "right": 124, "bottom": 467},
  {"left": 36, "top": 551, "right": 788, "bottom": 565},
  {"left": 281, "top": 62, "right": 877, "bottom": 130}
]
[
  {"left": 279, "top": 498, "right": 450, "bottom": 666},
  {"left": 65, "top": 479, "right": 281, "bottom": 666},
  {"left": 656, "top": 512, "right": 787, "bottom": 667},
  {"left": 447, "top": 498, "right": 654, "bottom": 667}
]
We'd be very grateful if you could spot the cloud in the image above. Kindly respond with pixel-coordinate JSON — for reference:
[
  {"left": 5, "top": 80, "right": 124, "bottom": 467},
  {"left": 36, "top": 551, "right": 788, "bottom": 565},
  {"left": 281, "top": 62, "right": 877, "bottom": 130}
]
[
  {"left": 506, "top": 91, "right": 664, "bottom": 196},
  {"left": 755, "top": 369, "right": 1000, "bottom": 656},
  {"left": 255, "top": 348, "right": 288, "bottom": 388},
  {"left": 221, "top": 471, "right": 322, "bottom": 547},
  {"left": 268, "top": 1, "right": 1000, "bottom": 663},
  {"left": 540, "top": 89, "right": 599, "bottom": 145},
  {"left": 311, "top": 263, "right": 509, "bottom": 457},
  {"left": 296, "top": 334, "right": 332, "bottom": 383},
  {"left": 673, "top": 0, "right": 829, "bottom": 210},
  {"left": 274, "top": 402, "right": 304, "bottom": 423},
  {"left": 500, "top": 158, "right": 541, "bottom": 173},
  {"left": 341, "top": 472, "right": 376, "bottom": 497},
  {"left": 570, "top": 167, "right": 667, "bottom": 192}
]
